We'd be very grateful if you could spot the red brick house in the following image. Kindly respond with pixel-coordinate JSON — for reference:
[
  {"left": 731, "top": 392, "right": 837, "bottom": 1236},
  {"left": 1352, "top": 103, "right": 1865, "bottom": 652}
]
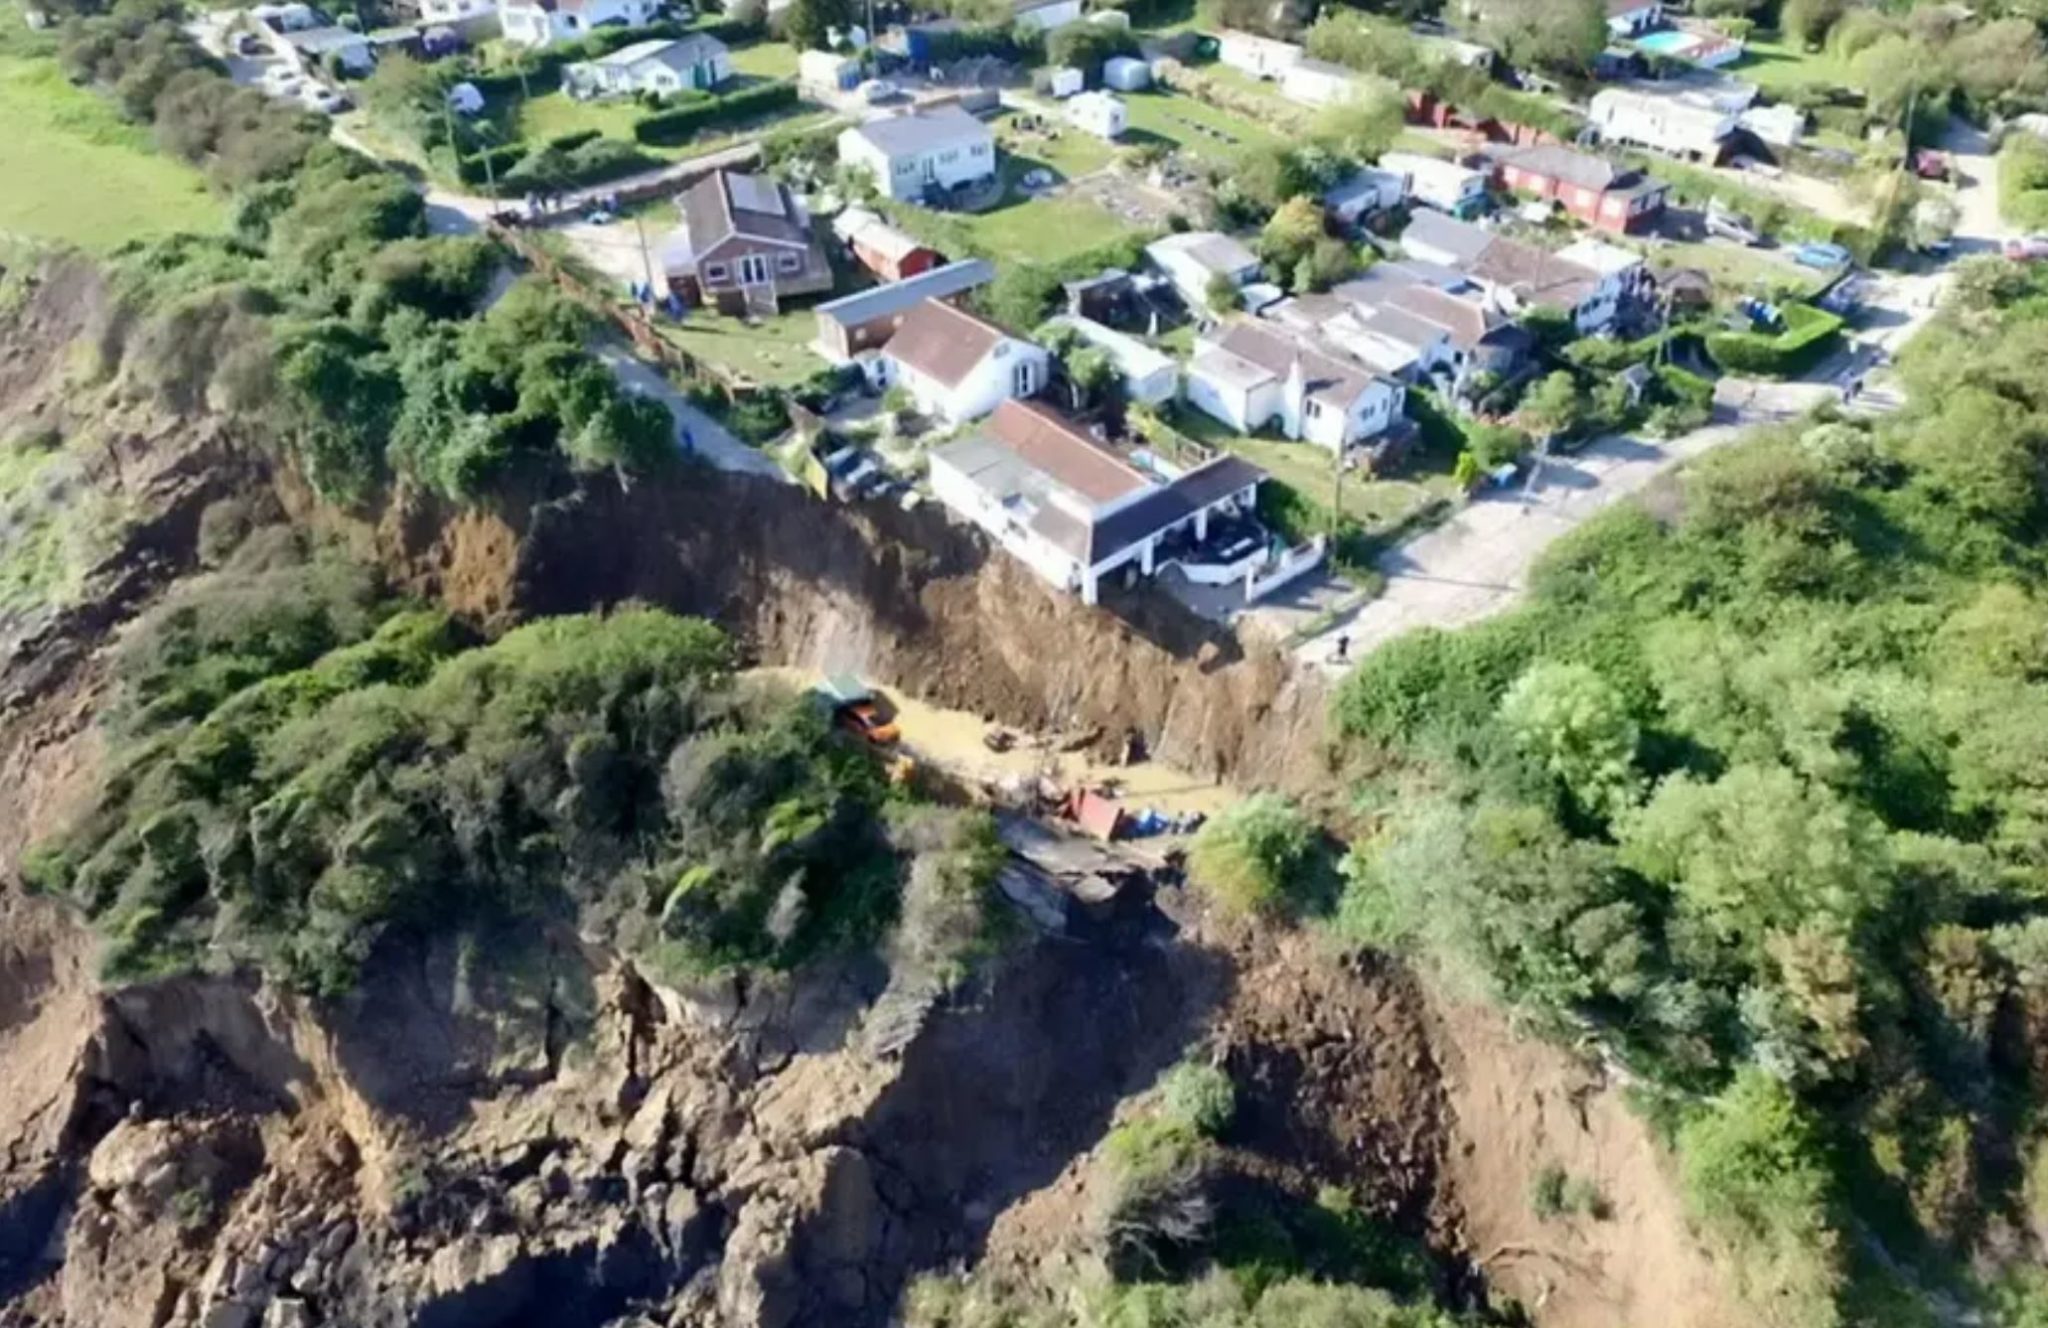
[
  {"left": 664, "top": 169, "right": 836, "bottom": 314},
  {"left": 1496, "top": 144, "right": 1669, "bottom": 235}
]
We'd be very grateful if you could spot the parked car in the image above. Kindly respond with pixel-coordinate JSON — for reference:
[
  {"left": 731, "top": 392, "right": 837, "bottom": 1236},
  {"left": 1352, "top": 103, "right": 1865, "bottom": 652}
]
[
  {"left": 1793, "top": 241, "right": 1853, "bottom": 270},
  {"left": 2003, "top": 234, "right": 2048, "bottom": 262},
  {"left": 858, "top": 79, "right": 900, "bottom": 104},
  {"left": 300, "top": 82, "right": 349, "bottom": 113},
  {"left": 814, "top": 675, "right": 900, "bottom": 746},
  {"left": 1704, "top": 203, "right": 1760, "bottom": 245},
  {"left": 1913, "top": 149, "right": 1951, "bottom": 181}
]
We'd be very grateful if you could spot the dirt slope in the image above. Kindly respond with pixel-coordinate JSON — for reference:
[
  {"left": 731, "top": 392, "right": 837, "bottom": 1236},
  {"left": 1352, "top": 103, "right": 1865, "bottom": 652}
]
[{"left": 0, "top": 254, "right": 1742, "bottom": 1328}]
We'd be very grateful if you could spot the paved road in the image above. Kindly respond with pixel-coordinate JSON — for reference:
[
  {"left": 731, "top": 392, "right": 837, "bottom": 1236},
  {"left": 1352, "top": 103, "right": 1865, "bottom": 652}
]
[
  {"left": 1286, "top": 137, "right": 2009, "bottom": 673},
  {"left": 1290, "top": 381, "right": 1834, "bottom": 667}
]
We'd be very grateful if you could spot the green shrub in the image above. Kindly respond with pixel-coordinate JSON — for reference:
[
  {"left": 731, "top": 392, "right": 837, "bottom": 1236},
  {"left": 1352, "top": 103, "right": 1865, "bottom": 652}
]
[
  {"left": 1159, "top": 1060, "right": 1237, "bottom": 1139},
  {"left": 1094, "top": 1119, "right": 1215, "bottom": 1276},
  {"left": 633, "top": 80, "right": 799, "bottom": 146},
  {"left": 2000, "top": 132, "right": 2048, "bottom": 231},
  {"left": 1186, "top": 794, "right": 1318, "bottom": 916},
  {"left": 1705, "top": 302, "right": 1844, "bottom": 377}
]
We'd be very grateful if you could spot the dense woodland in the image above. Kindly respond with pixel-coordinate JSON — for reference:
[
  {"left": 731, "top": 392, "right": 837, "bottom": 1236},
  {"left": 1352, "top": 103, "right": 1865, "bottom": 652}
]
[{"left": 1329, "top": 255, "right": 2048, "bottom": 1327}]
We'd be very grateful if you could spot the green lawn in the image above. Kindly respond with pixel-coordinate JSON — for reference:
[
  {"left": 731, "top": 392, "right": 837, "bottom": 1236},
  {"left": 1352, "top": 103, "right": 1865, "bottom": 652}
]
[
  {"left": 728, "top": 40, "right": 799, "bottom": 80},
  {"left": 993, "top": 110, "right": 1117, "bottom": 181},
  {"left": 1170, "top": 406, "right": 1450, "bottom": 534},
  {"left": 958, "top": 191, "right": 1143, "bottom": 264},
  {"left": 0, "top": 38, "right": 226, "bottom": 249},
  {"left": 656, "top": 303, "right": 821, "bottom": 387},
  {"left": 1731, "top": 33, "right": 1854, "bottom": 96},
  {"left": 515, "top": 89, "right": 650, "bottom": 144},
  {"left": 1657, "top": 240, "right": 1824, "bottom": 299},
  {"left": 1119, "top": 89, "right": 1283, "bottom": 165}
]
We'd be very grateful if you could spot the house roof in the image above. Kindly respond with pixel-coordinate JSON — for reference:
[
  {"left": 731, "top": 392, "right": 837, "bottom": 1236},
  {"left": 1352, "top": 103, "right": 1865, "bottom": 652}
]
[
  {"left": 1501, "top": 143, "right": 1646, "bottom": 193},
  {"left": 1090, "top": 454, "right": 1265, "bottom": 560},
  {"left": 834, "top": 206, "right": 933, "bottom": 264},
  {"left": 1147, "top": 231, "right": 1260, "bottom": 278},
  {"left": 286, "top": 24, "right": 367, "bottom": 50},
  {"left": 1469, "top": 239, "right": 1601, "bottom": 312},
  {"left": 1400, "top": 210, "right": 1493, "bottom": 266},
  {"left": 588, "top": 33, "right": 727, "bottom": 72},
  {"left": 679, "top": 169, "right": 809, "bottom": 252},
  {"left": 1288, "top": 56, "right": 1354, "bottom": 80},
  {"left": 846, "top": 103, "right": 992, "bottom": 159},
  {"left": 983, "top": 399, "right": 1150, "bottom": 505},
  {"left": 1044, "top": 316, "right": 1175, "bottom": 385},
  {"left": 882, "top": 298, "right": 1010, "bottom": 387},
  {"left": 1324, "top": 167, "right": 1403, "bottom": 209},
  {"left": 1557, "top": 237, "right": 1644, "bottom": 277},
  {"left": 815, "top": 259, "right": 995, "bottom": 328},
  {"left": 1210, "top": 320, "right": 1385, "bottom": 411}
]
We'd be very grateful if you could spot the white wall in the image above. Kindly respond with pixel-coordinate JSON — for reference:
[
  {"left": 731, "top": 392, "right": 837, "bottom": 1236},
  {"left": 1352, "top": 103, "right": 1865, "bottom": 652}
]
[
  {"left": 929, "top": 454, "right": 1085, "bottom": 593},
  {"left": 898, "top": 339, "right": 1048, "bottom": 424},
  {"left": 1015, "top": 0, "right": 1083, "bottom": 34},
  {"left": 842, "top": 131, "right": 996, "bottom": 202}
]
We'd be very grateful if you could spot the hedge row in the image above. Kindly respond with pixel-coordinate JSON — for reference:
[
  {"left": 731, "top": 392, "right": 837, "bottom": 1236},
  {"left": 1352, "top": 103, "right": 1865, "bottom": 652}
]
[
  {"left": 633, "top": 80, "right": 798, "bottom": 146},
  {"left": 1704, "top": 302, "right": 1844, "bottom": 377},
  {"left": 1999, "top": 132, "right": 2048, "bottom": 230},
  {"left": 453, "top": 140, "right": 530, "bottom": 186}
]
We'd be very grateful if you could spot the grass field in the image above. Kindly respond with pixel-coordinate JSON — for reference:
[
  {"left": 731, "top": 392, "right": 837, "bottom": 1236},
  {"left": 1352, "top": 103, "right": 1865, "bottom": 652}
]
[
  {"left": 0, "top": 35, "right": 226, "bottom": 249},
  {"left": 1731, "top": 34, "right": 1854, "bottom": 96},
  {"left": 656, "top": 304, "right": 821, "bottom": 387},
  {"left": 1656, "top": 239, "right": 1824, "bottom": 299},
  {"left": 1120, "top": 89, "right": 1283, "bottom": 165},
  {"left": 959, "top": 191, "right": 1143, "bottom": 263},
  {"left": 728, "top": 40, "right": 799, "bottom": 80},
  {"left": 993, "top": 110, "right": 1117, "bottom": 181},
  {"left": 511, "top": 83, "right": 833, "bottom": 166},
  {"left": 1171, "top": 407, "right": 1453, "bottom": 533}
]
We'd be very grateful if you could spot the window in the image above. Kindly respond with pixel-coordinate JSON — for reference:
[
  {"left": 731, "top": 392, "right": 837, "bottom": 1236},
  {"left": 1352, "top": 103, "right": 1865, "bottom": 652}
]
[
  {"left": 940, "top": 150, "right": 959, "bottom": 163},
  {"left": 1306, "top": 399, "right": 1324, "bottom": 420},
  {"left": 702, "top": 262, "right": 728, "bottom": 283},
  {"left": 970, "top": 143, "right": 989, "bottom": 156},
  {"left": 1012, "top": 361, "right": 1035, "bottom": 395},
  {"left": 777, "top": 252, "right": 802, "bottom": 273},
  {"left": 738, "top": 253, "right": 771, "bottom": 284}
]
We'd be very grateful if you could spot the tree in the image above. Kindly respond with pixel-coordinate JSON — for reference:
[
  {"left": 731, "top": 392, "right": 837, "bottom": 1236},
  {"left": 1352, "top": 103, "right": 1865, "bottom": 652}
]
[
  {"left": 565, "top": 392, "right": 672, "bottom": 477},
  {"left": 357, "top": 50, "right": 448, "bottom": 148},
  {"left": 1909, "top": 193, "right": 1959, "bottom": 253},
  {"left": 1780, "top": 0, "right": 1847, "bottom": 49},
  {"left": 783, "top": 0, "right": 854, "bottom": 53},
  {"left": 1310, "top": 81, "right": 1403, "bottom": 162},
  {"left": 1046, "top": 21, "right": 1136, "bottom": 80},
  {"left": 1499, "top": 661, "right": 1642, "bottom": 818},
  {"left": 1259, "top": 195, "right": 1327, "bottom": 287},
  {"left": 1853, "top": 34, "right": 1950, "bottom": 121},
  {"left": 1065, "top": 345, "right": 1117, "bottom": 410},
  {"left": 1619, "top": 762, "right": 1892, "bottom": 958},
  {"left": 1480, "top": 0, "right": 1606, "bottom": 75},
  {"left": 1204, "top": 271, "right": 1242, "bottom": 314},
  {"left": 1518, "top": 371, "right": 1583, "bottom": 444},
  {"left": 1187, "top": 794, "right": 1317, "bottom": 916}
]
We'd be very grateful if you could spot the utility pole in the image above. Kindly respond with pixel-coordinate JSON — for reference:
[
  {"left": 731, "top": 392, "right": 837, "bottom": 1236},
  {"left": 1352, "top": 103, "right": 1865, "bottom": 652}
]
[{"left": 634, "top": 209, "right": 659, "bottom": 304}]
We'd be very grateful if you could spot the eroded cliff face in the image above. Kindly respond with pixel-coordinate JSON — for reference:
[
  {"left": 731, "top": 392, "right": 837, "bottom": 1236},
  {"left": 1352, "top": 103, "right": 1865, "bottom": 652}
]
[{"left": 0, "top": 257, "right": 1741, "bottom": 1328}]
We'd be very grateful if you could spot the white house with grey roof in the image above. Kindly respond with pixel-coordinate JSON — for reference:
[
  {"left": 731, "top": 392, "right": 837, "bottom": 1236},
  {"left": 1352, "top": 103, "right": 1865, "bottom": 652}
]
[
  {"left": 838, "top": 104, "right": 997, "bottom": 203},
  {"left": 1186, "top": 321, "right": 1405, "bottom": 453},
  {"left": 1400, "top": 212, "right": 1624, "bottom": 334},
  {"left": 928, "top": 399, "right": 1268, "bottom": 604},
  {"left": 1145, "top": 231, "right": 1271, "bottom": 313},
  {"left": 500, "top": 0, "right": 657, "bottom": 48},
  {"left": 563, "top": 34, "right": 730, "bottom": 97}
]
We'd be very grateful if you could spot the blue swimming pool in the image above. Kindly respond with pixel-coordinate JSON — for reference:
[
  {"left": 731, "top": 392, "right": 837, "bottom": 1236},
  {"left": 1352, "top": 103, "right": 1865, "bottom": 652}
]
[{"left": 1635, "top": 30, "right": 1698, "bottom": 55}]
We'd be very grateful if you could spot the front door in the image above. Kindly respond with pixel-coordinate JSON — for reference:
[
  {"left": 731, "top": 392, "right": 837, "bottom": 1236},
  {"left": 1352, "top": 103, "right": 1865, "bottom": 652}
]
[{"left": 738, "top": 254, "right": 771, "bottom": 286}]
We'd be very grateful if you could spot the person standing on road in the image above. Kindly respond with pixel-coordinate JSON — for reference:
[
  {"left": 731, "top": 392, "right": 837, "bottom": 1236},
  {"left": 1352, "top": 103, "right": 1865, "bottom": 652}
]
[{"left": 1334, "top": 634, "right": 1351, "bottom": 664}]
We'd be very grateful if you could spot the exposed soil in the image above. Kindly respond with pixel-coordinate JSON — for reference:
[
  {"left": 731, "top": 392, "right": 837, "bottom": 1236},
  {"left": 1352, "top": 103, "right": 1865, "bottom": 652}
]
[{"left": 0, "top": 254, "right": 1743, "bottom": 1328}]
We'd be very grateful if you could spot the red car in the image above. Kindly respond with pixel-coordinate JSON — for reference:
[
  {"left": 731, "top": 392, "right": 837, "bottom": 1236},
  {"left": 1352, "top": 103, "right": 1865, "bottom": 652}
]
[
  {"left": 2003, "top": 235, "right": 2048, "bottom": 262},
  {"left": 1912, "top": 149, "right": 1951, "bottom": 181}
]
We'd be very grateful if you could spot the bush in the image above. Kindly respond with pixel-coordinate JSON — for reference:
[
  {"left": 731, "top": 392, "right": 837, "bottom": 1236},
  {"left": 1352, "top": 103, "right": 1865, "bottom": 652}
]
[
  {"left": 633, "top": 80, "right": 799, "bottom": 146},
  {"left": 1705, "top": 303, "right": 1844, "bottom": 377},
  {"left": 1159, "top": 1060, "right": 1236, "bottom": 1139},
  {"left": 1186, "top": 794, "right": 1318, "bottom": 916},
  {"left": 1094, "top": 1120, "right": 1215, "bottom": 1277},
  {"left": 2000, "top": 132, "right": 2048, "bottom": 231}
]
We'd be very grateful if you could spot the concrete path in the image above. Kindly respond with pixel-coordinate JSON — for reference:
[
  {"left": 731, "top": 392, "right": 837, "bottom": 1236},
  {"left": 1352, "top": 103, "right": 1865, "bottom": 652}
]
[{"left": 594, "top": 343, "right": 788, "bottom": 482}]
